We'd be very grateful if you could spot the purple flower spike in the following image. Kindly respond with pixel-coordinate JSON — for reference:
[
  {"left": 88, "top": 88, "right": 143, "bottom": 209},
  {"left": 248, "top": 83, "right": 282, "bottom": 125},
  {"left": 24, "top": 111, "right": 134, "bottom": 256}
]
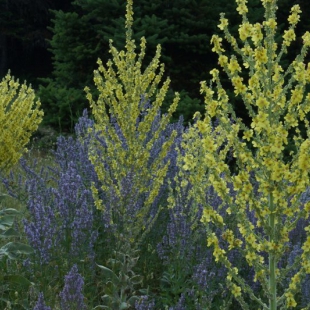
[
  {"left": 33, "top": 293, "right": 51, "bottom": 310},
  {"left": 59, "top": 264, "right": 86, "bottom": 310},
  {"left": 135, "top": 296, "right": 155, "bottom": 310}
]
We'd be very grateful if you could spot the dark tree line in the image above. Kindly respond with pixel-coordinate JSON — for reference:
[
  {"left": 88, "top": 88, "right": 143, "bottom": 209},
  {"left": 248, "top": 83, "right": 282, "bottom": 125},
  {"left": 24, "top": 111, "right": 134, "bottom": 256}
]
[
  {"left": 0, "top": 0, "right": 72, "bottom": 80},
  {"left": 1, "top": 0, "right": 309, "bottom": 132}
]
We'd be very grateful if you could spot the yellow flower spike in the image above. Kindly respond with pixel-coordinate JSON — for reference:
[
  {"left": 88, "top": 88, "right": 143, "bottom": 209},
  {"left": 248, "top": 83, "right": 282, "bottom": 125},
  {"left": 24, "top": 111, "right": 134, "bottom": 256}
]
[
  {"left": 261, "top": 0, "right": 275, "bottom": 6},
  {"left": 288, "top": 5, "right": 301, "bottom": 25},
  {"left": 285, "top": 292, "right": 297, "bottom": 308},
  {"left": 227, "top": 267, "right": 239, "bottom": 281},
  {"left": 228, "top": 57, "right": 242, "bottom": 74},
  {"left": 245, "top": 251, "right": 257, "bottom": 266},
  {"left": 264, "top": 18, "right": 277, "bottom": 30},
  {"left": 293, "top": 62, "right": 306, "bottom": 84},
  {"left": 172, "top": 0, "right": 310, "bottom": 308},
  {"left": 0, "top": 73, "right": 43, "bottom": 173},
  {"left": 239, "top": 22, "right": 252, "bottom": 41},
  {"left": 302, "top": 31, "right": 310, "bottom": 46},
  {"left": 236, "top": 0, "right": 248, "bottom": 15},
  {"left": 303, "top": 261, "right": 310, "bottom": 273},
  {"left": 256, "top": 97, "right": 269, "bottom": 109},
  {"left": 254, "top": 47, "right": 268, "bottom": 64},
  {"left": 218, "top": 55, "right": 228, "bottom": 67},
  {"left": 210, "top": 68, "right": 220, "bottom": 81},
  {"left": 87, "top": 0, "right": 179, "bottom": 247},
  {"left": 218, "top": 16, "right": 229, "bottom": 30},
  {"left": 305, "top": 202, "right": 310, "bottom": 213},
  {"left": 211, "top": 35, "right": 225, "bottom": 53},
  {"left": 231, "top": 76, "right": 247, "bottom": 95},
  {"left": 251, "top": 23, "right": 263, "bottom": 46},
  {"left": 283, "top": 29, "right": 296, "bottom": 46},
  {"left": 231, "top": 283, "right": 242, "bottom": 297},
  {"left": 290, "top": 86, "right": 304, "bottom": 106}
]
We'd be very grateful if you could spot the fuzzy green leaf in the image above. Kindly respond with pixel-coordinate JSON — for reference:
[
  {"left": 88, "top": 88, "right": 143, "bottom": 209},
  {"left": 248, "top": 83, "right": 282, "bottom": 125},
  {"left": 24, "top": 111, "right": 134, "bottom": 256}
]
[
  {"left": 0, "top": 242, "right": 34, "bottom": 260},
  {"left": 0, "top": 227, "right": 19, "bottom": 238},
  {"left": 0, "top": 215, "right": 15, "bottom": 231},
  {"left": 97, "top": 263, "right": 120, "bottom": 285}
]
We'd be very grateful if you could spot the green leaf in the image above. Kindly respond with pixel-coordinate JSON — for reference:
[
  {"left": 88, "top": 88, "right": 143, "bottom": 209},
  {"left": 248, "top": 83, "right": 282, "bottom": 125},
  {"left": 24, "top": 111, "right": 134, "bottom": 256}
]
[
  {"left": 104, "top": 280, "right": 117, "bottom": 295},
  {"left": 0, "top": 242, "right": 34, "bottom": 260},
  {"left": 100, "top": 294, "right": 112, "bottom": 305},
  {"left": 4, "top": 275, "right": 34, "bottom": 288},
  {"left": 127, "top": 296, "right": 139, "bottom": 306},
  {"left": 130, "top": 275, "right": 143, "bottom": 285},
  {"left": 120, "top": 302, "right": 129, "bottom": 309},
  {"left": 0, "top": 215, "right": 15, "bottom": 231},
  {"left": 0, "top": 227, "right": 19, "bottom": 238},
  {"left": 106, "top": 258, "right": 121, "bottom": 268},
  {"left": 2, "top": 242, "right": 33, "bottom": 254},
  {"left": 96, "top": 263, "right": 120, "bottom": 285},
  {"left": 0, "top": 208, "right": 19, "bottom": 215},
  {"left": 0, "top": 194, "right": 11, "bottom": 202},
  {"left": 138, "top": 288, "right": 149, "bottom": 295}
]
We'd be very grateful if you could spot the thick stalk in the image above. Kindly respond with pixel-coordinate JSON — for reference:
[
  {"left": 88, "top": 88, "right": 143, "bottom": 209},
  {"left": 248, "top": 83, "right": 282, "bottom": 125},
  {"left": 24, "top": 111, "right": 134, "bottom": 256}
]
[{"left": 268, "top": 193, "right": 277, "bottom": 310}]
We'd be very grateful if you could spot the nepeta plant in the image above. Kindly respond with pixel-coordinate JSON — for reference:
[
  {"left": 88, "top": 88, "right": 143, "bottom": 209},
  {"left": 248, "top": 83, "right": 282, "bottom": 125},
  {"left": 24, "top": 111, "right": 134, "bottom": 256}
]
[
  {"left": 59, "top": 264, "right": 86, "bottom": 310},
  {"left": 22, "top": 159, "right": 97, "bottom": 267},
  {"left": 172, "top": 0, "right": 310, "bottom": 309},
  {"left": 33, "top": 293, "right": 51, "bottom": 310},
  {"left": 1, "top": 115, "right": 100, "bottom": 277}
]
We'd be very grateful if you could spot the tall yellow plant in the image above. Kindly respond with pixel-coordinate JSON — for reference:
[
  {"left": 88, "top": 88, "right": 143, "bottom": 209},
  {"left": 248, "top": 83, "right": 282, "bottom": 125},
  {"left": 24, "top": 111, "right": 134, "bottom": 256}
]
[
  {"left": 0, "top": 72, "right": 43, "bottom": 173},
  {"left": 173, "top": 0, "right": 310, "bottom": 308},
  {"left": 85, "top": 0, "right": 179, "bottom": 246}
]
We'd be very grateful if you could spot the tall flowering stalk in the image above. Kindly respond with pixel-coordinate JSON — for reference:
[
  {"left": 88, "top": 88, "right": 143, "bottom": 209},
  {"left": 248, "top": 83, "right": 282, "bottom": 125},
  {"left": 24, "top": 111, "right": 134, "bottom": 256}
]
[
  {"left": 59, "top": 265, "right": 86, "bottom": 310},
  {"left": 85, "top": 0, "right": 179, "bottom": 248},
  {"left": 33, "top": 293, "right": 51, "bottom": 310},
  {"left": 175, "top": 0, "right": 310, "bottom": 309},
  {"left": 0, "top": 72, "right": 43, "bottom": 173}
]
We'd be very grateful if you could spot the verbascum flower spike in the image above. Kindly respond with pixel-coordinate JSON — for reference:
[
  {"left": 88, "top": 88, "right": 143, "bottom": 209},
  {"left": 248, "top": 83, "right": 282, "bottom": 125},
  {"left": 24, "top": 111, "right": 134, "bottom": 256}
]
[
  {"left": 172, "top": 0, "right": 310, "bottom": 309},
  {"left": 85, "top": 0, "right": 179, "bottom": 248},
  {"left": 0, "top": 72, "right": 43, "bottom": 173}
]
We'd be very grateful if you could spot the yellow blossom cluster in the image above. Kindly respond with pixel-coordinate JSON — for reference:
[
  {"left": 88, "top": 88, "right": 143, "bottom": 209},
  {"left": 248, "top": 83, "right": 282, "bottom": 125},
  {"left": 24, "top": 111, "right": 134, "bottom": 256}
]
[
  {"left": 0, "top": 72, "right": 43, "bottom": 174},
  {"left": 170, "top": 0, "right": 310, "bottom": 308},
  {"left": 86, "top": 0, "right": 179, "bottom": 246}
]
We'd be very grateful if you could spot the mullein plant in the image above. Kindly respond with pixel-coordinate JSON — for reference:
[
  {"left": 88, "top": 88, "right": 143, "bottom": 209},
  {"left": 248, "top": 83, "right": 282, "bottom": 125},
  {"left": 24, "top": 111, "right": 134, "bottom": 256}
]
[
  {"left": 171, "top": 0, "right": 310, "bottom": 309},
  {"left": 0, "top": 72, "right": 42, "bottom": 309},
  {"left": 85, "top": 0, "right": 179, "bottom": 250},
  {"left": 84, "top": 0, "right": 180, "bottom": 307},
  {"left": 0, "top": 72, "right": 43, "bottom": 174},
  {"left": 162, "top": 141, "right": 237, "bottom": 308}
]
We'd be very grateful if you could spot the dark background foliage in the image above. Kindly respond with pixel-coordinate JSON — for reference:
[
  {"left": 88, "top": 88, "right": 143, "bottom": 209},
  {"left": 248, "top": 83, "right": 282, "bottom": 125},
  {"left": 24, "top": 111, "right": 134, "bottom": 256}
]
[{"left": 1, "top": 0, "right": 310, "bottom": 131}]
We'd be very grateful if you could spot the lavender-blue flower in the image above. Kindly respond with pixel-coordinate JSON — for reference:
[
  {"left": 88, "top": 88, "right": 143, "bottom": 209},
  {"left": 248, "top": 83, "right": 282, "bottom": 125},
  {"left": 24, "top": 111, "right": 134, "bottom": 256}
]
[
  {"left": 33, "top": 293, "right": 51, "bottom": 310},
  {"left": 59, "top": 264, "right": 86, "bottom": 310}
]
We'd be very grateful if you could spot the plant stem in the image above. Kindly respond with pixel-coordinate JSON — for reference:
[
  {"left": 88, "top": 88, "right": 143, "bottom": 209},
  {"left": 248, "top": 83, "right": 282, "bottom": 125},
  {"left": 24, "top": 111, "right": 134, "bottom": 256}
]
[{"left": 269, "top": 193, "right": 277, "bottom": 310}]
